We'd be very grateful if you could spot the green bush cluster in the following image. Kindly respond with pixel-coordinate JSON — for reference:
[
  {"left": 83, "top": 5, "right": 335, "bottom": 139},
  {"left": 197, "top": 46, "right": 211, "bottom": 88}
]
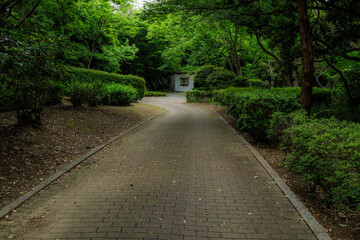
[
  {"left": 223, "top": 89, "right": 300, "bottom": 140},
  {"left": 269, "top": 111, "right": 360, "bottom": 210},
  {"left": 185, "top": 90, "right": 213, "bottom": 103},
  {"left": 248, "top": 79, "right": 267, "bottom": 88},
  {"left": 69, "top": 82, "right": 136, "bottom": 107},
  {"left": 271, "top": 87, "right": 333, "bottom": 106},
  {"left": 193, "top": 65, "right": 236, "bottom": 90},
  {"left": 103, "top": 84, "right": 137, "bottom": 106},
  {"left": 66, "top": 67, "right": 146, "bottom": 100},
  {"left": 144, "top": 91, "right": 167, "bottom": 97}
]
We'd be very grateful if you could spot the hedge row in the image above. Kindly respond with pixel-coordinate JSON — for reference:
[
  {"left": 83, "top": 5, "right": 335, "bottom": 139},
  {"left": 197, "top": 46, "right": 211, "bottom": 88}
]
[
  {"left": 186, "top": 87, "right": 333, "bottom": 107},
  {"left": 269, "top": 111, "right": 360, "bottom": 210},
  {"left": 220, "top": 88, "right": 301, "bottom": 140},
  {"left": 144, "top": 91, "right": 167, "bottom": 97},
  {"left": 69, "top": 82, "right": 137, "bottom": 107},
  {"left": 185, "top": 90, "right": 213, "bottom": 103},
  {"left": 186, "top": 87, "right": 333, "bottom": 140},
  {"left": 66, "top": 67, "right": 146, "bottom": 100}
]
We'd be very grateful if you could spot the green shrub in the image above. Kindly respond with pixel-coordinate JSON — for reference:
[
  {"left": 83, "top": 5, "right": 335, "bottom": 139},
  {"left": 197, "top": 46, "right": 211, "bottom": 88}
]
[
  {"left": 69, "top": 82, "right": 104, "bottom": 107},
  {"left": 233, "top": 76, "right": 248, "bottom": 87},
  {"left": 248, "top": 78, "right": 267, "bottom": 88},
  {"left": 212, "top": 87, "right": 255, "bottom": 105},
  {"left": 271, "top": 87, "right": 333, "bottom": 106},
  {"left": 185, "top": 90, "right": 213, "bottom": 103},
  {"left": 144, "top": 91, "right": 167, "bottom": 97},
  {"left": 206, "top": 67, "right": 236, "bottom": 90},
  {"left": 44, "top": 81, "right": 67, "bottom": 106},
  {"left": 213, "top": 87, "right": 300, "bottom": 141},
  {"left": 102, "top": 84, "right": 137, "bottom": 106},
  {"left": 66, "top": 67, "right": 145, "bottom": 100},
  {"left": 281, "top": 117, "right": 360, "bottom": 210},
  {"left": 267, "top": 110, "right": 309, "bottom": 143},
  {"left": 194, "top": 65, "right": 217, "bottom": 89}
]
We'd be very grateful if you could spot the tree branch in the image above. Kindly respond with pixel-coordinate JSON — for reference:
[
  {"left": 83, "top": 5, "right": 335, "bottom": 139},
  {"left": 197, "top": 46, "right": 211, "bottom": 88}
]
[
  {"left": 255, "top": 33, "right": 280, "bottom": 63},
  {"left": 323, "top": 55, "right": 354, "bottom": 113},
  {"left": 15, "top": 0, "right": 42, "bottom": 28}
]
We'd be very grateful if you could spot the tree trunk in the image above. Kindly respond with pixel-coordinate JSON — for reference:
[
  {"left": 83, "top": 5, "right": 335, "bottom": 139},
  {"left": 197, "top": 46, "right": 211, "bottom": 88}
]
[{"left": 297, "top": 0, "right": 315, "bottom": 115}]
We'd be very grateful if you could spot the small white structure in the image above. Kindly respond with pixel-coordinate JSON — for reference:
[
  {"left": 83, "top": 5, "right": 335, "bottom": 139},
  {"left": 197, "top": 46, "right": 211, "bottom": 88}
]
[{"left": 169, "top": 72, "right": 194, "bottom": 92}]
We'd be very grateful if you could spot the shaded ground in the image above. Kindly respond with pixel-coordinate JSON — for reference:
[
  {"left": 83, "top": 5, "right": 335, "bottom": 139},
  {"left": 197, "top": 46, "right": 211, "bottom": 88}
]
[
  {"left": 212, "top": 104, "right": 360, "bottom": 240},
  {"left": 0, "top": 102, "right": 165, "bottom": 208},
  {"left": 0, "top": 94, "right": 317, "bottom": 239}
]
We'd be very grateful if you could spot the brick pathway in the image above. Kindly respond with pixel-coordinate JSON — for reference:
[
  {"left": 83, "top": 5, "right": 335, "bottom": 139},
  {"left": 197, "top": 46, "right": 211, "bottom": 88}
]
[{"left": 0, "top": 93, "right": 317, "bottom": 239}]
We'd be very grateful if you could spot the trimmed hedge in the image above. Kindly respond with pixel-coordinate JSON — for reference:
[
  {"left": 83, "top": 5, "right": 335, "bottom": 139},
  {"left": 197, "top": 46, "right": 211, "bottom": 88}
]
[
  {"left": 144, "top": 91, "right": 167, "bottom": 97},
  {"left": 193, "top": 65, "right": 236, "bottom": 90},
  {"left": 272, "top": 87, "right": 333, "bottom": 106},
  {"left": 102, "top": 84, "right": 137, "bottom": 106},
  {"left": 66, "top": 67, "right": 146, "bottom": 100},
  {"left": 271, "top": 111, "right": 360, "bottom": 210},
  {"left": 223, "top": 89, "right": 300, "bottom": 140},
  {"left": 69, "top": 82, "right": 136, "bottom": 107},
  {"left": 185, "top": 90, "right": 213, "bottom": 103}
]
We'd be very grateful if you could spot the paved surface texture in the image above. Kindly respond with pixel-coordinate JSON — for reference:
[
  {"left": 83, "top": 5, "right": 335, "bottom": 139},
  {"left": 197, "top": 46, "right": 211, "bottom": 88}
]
[{"left": 0, "top": 93, "right": 317, "bottom": 239}]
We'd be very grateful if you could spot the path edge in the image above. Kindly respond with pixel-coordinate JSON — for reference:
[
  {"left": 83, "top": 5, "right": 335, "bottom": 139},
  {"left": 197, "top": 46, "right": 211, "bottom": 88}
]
[
  {"left": 0, "top": 108, "right": 168, "bottom": 219},
  {"left": 213, "top": 110, "right": 332, "bottom": 240}
]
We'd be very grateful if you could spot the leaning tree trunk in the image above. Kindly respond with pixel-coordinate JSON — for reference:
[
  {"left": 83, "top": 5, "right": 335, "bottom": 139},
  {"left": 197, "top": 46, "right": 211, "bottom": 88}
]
[{"left": 297, "top": 0, "right": 315, "bottom": 115}]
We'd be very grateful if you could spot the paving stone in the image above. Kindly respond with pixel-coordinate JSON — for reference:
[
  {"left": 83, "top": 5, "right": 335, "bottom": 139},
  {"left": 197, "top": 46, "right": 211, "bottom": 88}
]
[{"left": 0, "top": 94, "right": 319, "bottom": 239}]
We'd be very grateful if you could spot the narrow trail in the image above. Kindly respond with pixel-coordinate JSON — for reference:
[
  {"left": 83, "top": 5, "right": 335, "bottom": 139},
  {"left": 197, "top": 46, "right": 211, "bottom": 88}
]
[{"left": 0, "top": 93, "right": 317, "bottom": 239}]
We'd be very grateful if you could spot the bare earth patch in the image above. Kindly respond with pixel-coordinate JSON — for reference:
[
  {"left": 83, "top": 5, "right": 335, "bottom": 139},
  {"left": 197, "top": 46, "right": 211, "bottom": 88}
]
[
  {"left": 0, "top": 102, "right": 165, "bottom": 209},
  {"left": 209, "top": 103, "right": 360, "bottom": 240}
]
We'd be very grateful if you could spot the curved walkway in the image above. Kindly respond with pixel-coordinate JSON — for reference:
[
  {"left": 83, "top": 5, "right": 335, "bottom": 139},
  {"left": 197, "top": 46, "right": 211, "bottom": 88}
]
[{"left": 1, "top": 93, "right": 319, "bottom": 239}]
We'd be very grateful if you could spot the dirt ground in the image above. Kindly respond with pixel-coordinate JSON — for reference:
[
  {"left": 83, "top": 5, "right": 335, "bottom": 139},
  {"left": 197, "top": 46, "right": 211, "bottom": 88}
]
[
  {"left": 0, "top": 102, "right": 165, "bottom": 209},
  {"left": 212, "top": 104, "right": 360, "bottom": 240}
]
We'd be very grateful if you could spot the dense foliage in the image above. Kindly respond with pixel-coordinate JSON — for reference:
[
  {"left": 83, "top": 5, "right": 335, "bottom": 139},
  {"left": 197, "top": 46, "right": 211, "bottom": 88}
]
[
  {"left": 144, "top": 91, "right": 167, "bottom": 97},
  {"left": 269, "top": 111, "right": 360, "bottom": 210},
  {"left": 69, "top": 81, "right": 136, "bottom": 107},
  {"left": 66, "top": 67, "right": 146, "bottom": 100}
]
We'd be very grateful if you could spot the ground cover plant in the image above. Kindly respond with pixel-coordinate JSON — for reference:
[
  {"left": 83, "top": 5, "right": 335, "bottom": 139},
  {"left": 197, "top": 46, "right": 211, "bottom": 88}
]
[{"left": 144, "top": 91, "right": 167, "bottom": 96}]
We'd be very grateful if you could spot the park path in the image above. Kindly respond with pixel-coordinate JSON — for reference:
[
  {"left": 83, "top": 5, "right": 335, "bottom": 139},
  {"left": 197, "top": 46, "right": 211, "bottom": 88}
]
[{"left": 0, "top": 93, "right": 317, "bottom": 239}]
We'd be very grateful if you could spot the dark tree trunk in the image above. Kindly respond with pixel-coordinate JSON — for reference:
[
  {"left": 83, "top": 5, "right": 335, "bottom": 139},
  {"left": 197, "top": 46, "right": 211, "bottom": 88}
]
[{"left": 297, "top": 0, "right": 315, "bottom": 115}]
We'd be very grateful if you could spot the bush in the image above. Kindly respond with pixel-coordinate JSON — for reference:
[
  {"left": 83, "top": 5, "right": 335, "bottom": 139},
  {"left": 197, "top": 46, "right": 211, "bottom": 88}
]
[
  {"left": 144, "top": 91, "right": 167, "bottom": 97},
  {"left": 213, "top": 88, "right": 300, "bottom": 140},
  {"left": 271, "top": 87, "right": 333, "bottom": 106},
  {"left": 212, "top": 87, "right": 255, "bottom": 105},
  {"left": 206, "top": 68, "right": 236, "bottom": 90},
  {"left": 185, "top": 90, "right": 213, "bottom": 103},
  {"left": 102, "top": 84, "right": 137, "bottom": 106},
  {"left": 69, "top": 82, "right": 103, "bottom": 107},
  {"left": 193, "top": 65, "right": 217, "bottom": 89},
  {"left": 248, "top": 79, "right": 267, "bottom": 88},
  {"left": 267, "top": 110, "right": 309, "bottom": 143},
  {"left": 66, "top": 67, "right": 145, "bottom": 100},
  {"left": 44, "top": 81, "right": 67, "bottom": 106},
  {"left": 233, "top": 76, "right": 248, "bottom": 87},
  {"left": 281, "top": 116, "right": 360, "bottom": 210}
]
